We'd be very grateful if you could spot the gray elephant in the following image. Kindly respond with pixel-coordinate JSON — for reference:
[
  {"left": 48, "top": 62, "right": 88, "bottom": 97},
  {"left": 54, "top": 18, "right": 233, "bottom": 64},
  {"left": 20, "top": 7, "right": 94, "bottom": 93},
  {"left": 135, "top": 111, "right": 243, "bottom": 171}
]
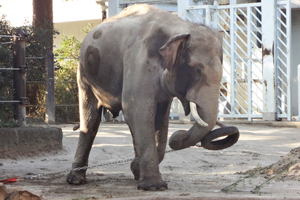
[{"left": 67, "top": 4, "right": 239, "bottom": 191}]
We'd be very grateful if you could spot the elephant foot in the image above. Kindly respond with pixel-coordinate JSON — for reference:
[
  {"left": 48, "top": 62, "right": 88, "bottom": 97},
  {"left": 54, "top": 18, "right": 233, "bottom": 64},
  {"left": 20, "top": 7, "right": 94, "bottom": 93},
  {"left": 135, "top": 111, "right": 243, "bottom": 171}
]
[
  {"left": 130, "top": 158, "right": 139, "bottom": 180},
  {"left": 67, "top": 170, "right": 86, "bottom": 185},
  {"left": 137, "top": 177, "right": 168, "bottom": 191}
]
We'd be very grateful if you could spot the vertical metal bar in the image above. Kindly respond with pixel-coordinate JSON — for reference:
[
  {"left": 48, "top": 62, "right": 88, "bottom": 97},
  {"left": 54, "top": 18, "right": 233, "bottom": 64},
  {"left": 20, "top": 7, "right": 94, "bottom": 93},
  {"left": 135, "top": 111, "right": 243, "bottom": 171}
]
[
  {"left": 247, "top": 5, "right": 252, "bottom": 121},
  {"left": 45, "top": 51, "right": 55, "bottom": 124},
  {"left": 286, "top": 1, "right": 292, "bottom": 121},
  {"left": 13, "top": 29, "right": 27, "bottom": 127},
  {"left": 276, "top": 5, "right": 282, "bottom": 118},
  {"left": 213, "top": 1, "right": 219, "bottom": 29},
  {"left": 177, "top": 0, "right": 190, "bottom": 20},
  {"left": 262, "top": 0, "right": 277, "bottom": 121},
  {"left": 230, "top": 6, "right": 237, "bottom": 115},
  {"left": 108, "top": 0, "right": 123, "bottom": 17},
  {"left": 297, "top": 64, "right": 300, "bottom": 121},
  {"left": 205, "top": 7, "right": 211, "bottom": 26}
]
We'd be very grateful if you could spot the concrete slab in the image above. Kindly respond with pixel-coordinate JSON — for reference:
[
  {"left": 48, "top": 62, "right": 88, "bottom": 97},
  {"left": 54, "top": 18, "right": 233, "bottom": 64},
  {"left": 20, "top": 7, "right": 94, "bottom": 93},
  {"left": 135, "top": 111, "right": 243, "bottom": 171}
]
[{"left": 0, "top": 127, "right": 63, "bottom": 159}]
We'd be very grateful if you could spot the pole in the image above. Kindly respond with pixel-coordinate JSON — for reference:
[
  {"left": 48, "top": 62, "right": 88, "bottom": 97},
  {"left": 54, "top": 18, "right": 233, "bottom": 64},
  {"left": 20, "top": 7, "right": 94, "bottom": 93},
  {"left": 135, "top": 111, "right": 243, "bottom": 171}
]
[
  {"left": 297, "top": 65, "right": 300, "bottom": 121},
  {"left": 177, "top": 0, "right": 189, "bottom": 20},
  {"left": 262, "top": 0, "right": 277, "bottom": 121},
  {"left": 13, "top": 29, "right": 28, "bottom": 127},
  {"left": 45, "top": 51, "right": 55, "bottom": 124}
]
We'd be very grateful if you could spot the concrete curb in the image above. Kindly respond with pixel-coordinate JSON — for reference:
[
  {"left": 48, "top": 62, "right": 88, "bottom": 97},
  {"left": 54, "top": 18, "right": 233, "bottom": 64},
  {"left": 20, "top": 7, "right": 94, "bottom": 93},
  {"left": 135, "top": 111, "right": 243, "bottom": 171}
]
[{"left": 0, "top": 127, "right": 63, "bottom": 159}]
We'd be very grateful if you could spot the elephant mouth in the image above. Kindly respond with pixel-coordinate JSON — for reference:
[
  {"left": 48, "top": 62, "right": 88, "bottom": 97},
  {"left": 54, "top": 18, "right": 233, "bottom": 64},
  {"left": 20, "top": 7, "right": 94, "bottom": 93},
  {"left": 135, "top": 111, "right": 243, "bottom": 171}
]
[
  {"left": 180, "top": 99, "right": 208, "bottom": 127},
  {"left": 200, "top": 123, "right": 240, "bottom": 150}
]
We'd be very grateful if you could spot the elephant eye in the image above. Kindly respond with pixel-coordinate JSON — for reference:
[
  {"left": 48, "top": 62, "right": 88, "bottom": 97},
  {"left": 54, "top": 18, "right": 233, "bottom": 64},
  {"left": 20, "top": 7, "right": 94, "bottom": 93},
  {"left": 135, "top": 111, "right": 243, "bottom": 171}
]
[{"left": 196, "top": 68, "right": 201, "bottom": 76}]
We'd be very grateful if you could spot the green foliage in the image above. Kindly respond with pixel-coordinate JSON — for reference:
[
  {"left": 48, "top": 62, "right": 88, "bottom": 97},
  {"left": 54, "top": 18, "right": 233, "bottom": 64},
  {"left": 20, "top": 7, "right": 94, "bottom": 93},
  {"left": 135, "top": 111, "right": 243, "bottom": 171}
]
[
  {"left": 55, "top": 34, "right": 81, "bottom": 60},
  {"left": 0, "top": 15, "right": 15, "bottom": 127},
  {"left": 0, "top": 119, "right": 20, "bottom": 128},
  {"left": 0, "top": 14, "right": 92, "bottom": 125},
  {"left": 54, "top": 34, "right": 80, "bottom": 122},
  {"left": 80, "top": 23, "right": 93, "bottom": 35},
  {"left": 23, "top": 20, "right": 59, "bottom": 119},
  {"left": 53, "top": 24, "right": 93, "bottom": 122},
  {"left": 0, "top": 14, "right": 59, "bottom": 127}
]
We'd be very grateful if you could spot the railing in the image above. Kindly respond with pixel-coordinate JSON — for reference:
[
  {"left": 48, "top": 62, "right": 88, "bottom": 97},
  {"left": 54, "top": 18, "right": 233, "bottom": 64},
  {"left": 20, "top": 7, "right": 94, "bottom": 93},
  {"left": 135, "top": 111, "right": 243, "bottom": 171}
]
[
  {"left": 186, "top": 3, "right": 264, "bottom": 121},
  {"left": 0, "top": 30, "right": 28, "bottom": 126},
  {"left": 184, "top": 1, "right": 293, "bottom": 121},
  {"left": 0, "top": 30, "right": 56, "bottom": 126}
]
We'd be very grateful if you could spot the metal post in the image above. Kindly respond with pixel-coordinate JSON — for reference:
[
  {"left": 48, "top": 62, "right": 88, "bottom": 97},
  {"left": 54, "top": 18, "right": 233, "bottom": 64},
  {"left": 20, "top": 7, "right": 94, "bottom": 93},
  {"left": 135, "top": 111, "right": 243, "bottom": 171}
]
[
  {"left": 230, "top": 6, "right": 237, "bottom": 116},
  {"left": 45, "top": 51, "right": 55, "bottom": 124},
  {"left": 262, "top": 0, "right": 277, "bottom": 121},
  {"left": 13, "top": 29, "right": 28, "bottom": 127},
  {"left": 212, "top": 0, "right": 218, "bottom": 29},
  {"left": 177, "top": 0, "right": 189, "bottom": 20},
  {"left": 297, "top": 64, "right": 300, "bottom": 121},
  {"left": 247, "top": 6, "right": 252, "bottom": 121},
  {"left": 108, "top": 0, "right": 123, "bottom": 17},
  {"left": 286, "top": 1, "right": 292, "bottom": 121},
  {"left": 205, "top": 7, "right": 211, "bottom": 26}
]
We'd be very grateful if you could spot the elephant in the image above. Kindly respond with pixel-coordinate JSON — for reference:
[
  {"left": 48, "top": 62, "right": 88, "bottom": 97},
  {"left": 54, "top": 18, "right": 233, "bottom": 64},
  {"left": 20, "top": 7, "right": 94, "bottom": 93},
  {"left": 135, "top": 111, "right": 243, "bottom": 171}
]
[{"left": 67, "top": 4, "right": 240, "bottom": 191}]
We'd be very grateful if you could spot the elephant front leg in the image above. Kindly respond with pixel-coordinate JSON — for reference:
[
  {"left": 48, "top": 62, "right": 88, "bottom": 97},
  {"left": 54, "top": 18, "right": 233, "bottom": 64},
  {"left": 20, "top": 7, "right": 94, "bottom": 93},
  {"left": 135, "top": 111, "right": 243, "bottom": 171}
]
[
  {"left": 155, "top": 101, "right": 172, "bottom": 163},
  {"left": 125, "top": 102, "right": 168, "bottom": 191},
  {"left": 130, "top": 101, "right": 171, "bottom": 181}
]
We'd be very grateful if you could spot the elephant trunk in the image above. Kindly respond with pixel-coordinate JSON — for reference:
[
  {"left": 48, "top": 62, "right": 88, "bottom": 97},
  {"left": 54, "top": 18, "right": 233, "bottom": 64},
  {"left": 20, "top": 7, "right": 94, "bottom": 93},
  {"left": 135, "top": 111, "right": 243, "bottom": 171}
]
[{"left": 169, "top": 85, "right": 239, "bottom": 151}]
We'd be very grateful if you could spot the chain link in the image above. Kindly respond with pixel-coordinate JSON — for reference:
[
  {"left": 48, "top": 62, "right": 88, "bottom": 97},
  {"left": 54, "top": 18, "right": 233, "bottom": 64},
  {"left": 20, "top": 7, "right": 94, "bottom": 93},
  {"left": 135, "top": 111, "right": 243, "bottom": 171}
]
[
  {"left": 71, "top": 143, "right": 202, "bottom": 172},
  {"left": 72, "top": 158, "right": 136, "bottom": 172},
  {"left": 22, "top": 143, "right": 203, "bottom": 180},
  {"left": 23, "top": 122, "right": 224, "bottom": 180}
]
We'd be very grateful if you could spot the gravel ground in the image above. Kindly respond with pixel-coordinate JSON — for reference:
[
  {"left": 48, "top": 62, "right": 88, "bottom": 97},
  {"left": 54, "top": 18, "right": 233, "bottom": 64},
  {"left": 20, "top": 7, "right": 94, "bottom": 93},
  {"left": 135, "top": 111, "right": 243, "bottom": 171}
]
[{"left": 1, "top": 122, "right": 300, "bottom": 199}]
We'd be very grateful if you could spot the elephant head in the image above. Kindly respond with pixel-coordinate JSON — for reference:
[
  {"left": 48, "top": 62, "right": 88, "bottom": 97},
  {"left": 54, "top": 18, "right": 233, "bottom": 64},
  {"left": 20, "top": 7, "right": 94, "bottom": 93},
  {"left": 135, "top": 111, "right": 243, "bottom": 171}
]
[{"left": 159, "top": 26, "right": 239, "bottom": 151}]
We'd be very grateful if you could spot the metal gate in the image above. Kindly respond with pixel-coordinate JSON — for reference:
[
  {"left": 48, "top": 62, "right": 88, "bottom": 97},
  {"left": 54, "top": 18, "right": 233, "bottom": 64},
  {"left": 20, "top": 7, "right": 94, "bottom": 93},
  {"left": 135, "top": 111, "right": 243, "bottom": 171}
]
[{"left": 186, "top": 1, "right": 292, "bottom": 120}]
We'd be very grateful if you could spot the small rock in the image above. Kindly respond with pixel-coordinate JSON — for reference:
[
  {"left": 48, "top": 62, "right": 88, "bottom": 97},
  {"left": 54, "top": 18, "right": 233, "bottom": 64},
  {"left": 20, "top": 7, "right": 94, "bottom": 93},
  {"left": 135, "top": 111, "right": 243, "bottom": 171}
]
[
  {"left": 6, "top": 190, "right": 43, "bottom": 200},
  {"left": 0, "top": 182, "right": 9, "bottom": 200}
]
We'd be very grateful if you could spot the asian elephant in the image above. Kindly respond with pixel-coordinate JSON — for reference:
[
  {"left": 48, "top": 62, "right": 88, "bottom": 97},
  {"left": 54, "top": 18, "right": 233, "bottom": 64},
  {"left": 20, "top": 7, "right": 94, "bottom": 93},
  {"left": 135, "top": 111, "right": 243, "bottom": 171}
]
[{"left": 67, "top": 4, "right": 239, "bottom": 191}]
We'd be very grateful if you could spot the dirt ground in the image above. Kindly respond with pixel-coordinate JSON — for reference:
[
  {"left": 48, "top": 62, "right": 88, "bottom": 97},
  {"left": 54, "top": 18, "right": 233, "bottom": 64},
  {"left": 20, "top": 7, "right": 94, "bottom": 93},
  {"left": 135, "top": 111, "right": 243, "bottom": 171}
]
[{"left": 1, "top": 122, "right": 300, "bottom": 200}]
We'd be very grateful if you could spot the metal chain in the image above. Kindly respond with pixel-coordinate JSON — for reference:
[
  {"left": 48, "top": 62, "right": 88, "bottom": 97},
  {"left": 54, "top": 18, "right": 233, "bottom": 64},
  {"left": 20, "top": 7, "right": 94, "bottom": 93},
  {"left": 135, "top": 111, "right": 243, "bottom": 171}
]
[
  {"left": 22, "top": 121, "right": 224, "bottom": 180},
  {"left": 22, "top": 143, "right": 203, "bottom": 180},
  {"left": 14, "top": 121, "right": 227, "bottom": 181},
  {"left": 71, "top": 143, "right": 202, "bottom": 172},
  {"left": 72, "top": 158, "right": 136, "bottom": 172}
]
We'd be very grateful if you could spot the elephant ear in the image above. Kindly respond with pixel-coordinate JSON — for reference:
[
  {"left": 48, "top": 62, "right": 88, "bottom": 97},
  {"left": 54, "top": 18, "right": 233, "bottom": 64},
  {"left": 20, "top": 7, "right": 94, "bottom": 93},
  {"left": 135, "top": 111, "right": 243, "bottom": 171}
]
[{"left": 159, "top": 33, "right": 190, "bottom": 71}]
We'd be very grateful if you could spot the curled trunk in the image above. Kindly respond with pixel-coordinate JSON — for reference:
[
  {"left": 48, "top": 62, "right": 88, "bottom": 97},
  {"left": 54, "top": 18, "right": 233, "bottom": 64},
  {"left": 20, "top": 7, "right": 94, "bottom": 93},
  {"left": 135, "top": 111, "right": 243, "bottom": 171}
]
[{"left": 169, "top": 85, "right": 239, "bottom": 151}]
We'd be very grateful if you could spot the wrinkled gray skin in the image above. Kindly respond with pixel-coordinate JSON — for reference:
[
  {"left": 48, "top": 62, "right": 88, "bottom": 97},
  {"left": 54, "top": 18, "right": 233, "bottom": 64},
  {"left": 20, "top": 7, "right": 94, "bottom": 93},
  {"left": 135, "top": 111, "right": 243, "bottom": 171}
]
[{"left": 67, "top": 4, "right": 236, "bottom": 191}]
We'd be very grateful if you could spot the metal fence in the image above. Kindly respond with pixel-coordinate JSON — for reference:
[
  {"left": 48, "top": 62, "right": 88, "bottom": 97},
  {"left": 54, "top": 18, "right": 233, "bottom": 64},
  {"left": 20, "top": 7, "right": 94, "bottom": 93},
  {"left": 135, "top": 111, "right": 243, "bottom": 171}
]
[
  {"left": 184, "top": 1, "right": 292, "bottom": 121},
  {"left": 0, "top": 30, "right": 28, "bottom": 126},
  {"left": 0, "top": 30, "right": 79, "bottom": 126}
]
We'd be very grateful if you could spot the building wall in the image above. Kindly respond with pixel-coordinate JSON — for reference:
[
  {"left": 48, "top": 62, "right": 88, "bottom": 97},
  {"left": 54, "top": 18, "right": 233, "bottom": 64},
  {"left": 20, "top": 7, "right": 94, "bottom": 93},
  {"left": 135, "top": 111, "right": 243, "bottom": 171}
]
[
  {"left": 53, "top": 19, "right": 102, "bottom": 49},
  {"left": 291, "top": 9, "right": 300, "bottom": 116}
]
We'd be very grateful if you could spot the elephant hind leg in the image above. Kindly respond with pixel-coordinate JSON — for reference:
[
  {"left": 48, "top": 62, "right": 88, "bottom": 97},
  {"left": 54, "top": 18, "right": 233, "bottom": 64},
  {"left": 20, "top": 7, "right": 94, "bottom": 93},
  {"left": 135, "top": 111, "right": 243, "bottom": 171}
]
[{"left": 67, "top": 85, "right": 102, "bottom": 185}]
